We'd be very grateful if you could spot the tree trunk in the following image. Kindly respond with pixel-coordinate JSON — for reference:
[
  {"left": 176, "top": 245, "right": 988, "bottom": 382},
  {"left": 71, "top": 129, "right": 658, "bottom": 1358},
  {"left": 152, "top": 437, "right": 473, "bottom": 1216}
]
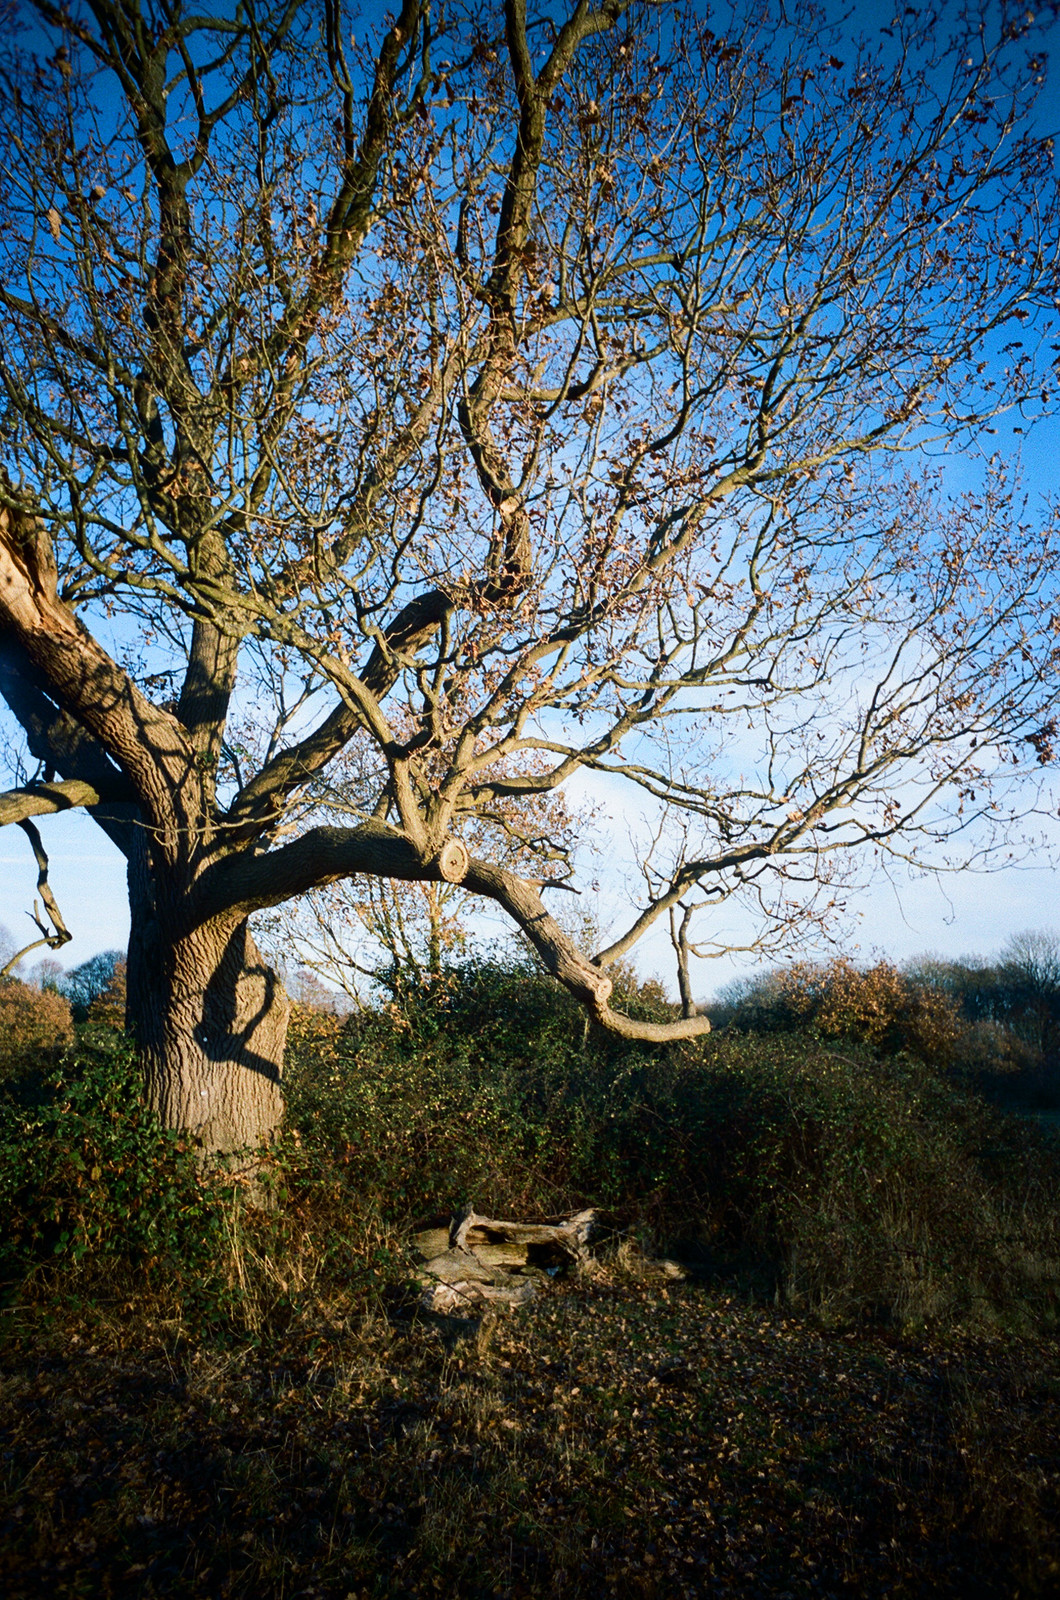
[{"left": 126, "top": 857, "right": 288, "bottom": 1161}]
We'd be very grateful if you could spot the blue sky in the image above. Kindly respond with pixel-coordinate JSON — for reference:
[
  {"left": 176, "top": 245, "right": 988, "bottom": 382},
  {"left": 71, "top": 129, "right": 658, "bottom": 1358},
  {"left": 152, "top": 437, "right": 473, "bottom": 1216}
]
[{"left": 2, "top": 0, "right": 1059, "bottom": 997}]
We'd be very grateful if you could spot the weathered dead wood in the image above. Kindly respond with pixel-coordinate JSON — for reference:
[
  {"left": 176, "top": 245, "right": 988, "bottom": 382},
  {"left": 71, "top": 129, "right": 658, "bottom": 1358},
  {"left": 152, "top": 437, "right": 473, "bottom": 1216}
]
[
  {"left": 451, "top": 1207, "right": 595, "bottom": 1266},
  {"left": 412, "top": 1208, "right": 597, "bottom": 1315},
  {"left": 421, "top": 1276, "right": 537, "bottom": 1314},
  {"left": 410, "top": 1224, "right": 451, "bottom": 1260},
  {"left": 415, "top": 1248, "right": 540, "bottom": 1313},
  {"left": 419, "top": 1249, "right": 498, "bottom": 1285}
]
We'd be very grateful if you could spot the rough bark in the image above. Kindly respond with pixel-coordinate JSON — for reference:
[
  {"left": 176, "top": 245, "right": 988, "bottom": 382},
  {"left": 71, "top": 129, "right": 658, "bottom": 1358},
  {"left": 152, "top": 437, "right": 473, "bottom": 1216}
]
[
  {"left": 0, "top": 778, "right": 105, "bottom": 827},
  {"left": 126, "top": 852, "right": 288, "bottom": 1160},
  {"left": 1, "top": 497, "right": 289, "bottom": 1157},
  {"left": 0, "top": 636, "right": 139, "bottom": 854}
]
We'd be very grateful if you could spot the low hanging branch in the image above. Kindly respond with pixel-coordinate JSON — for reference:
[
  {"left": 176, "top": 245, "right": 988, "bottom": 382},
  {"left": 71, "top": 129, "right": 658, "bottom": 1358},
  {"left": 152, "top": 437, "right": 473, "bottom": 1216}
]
[
  {"left": 0, "top": 817, "right": 73, "bottom": 979},
  {"left": 0, "top": 778, "right": 106, "bottom": 827}
]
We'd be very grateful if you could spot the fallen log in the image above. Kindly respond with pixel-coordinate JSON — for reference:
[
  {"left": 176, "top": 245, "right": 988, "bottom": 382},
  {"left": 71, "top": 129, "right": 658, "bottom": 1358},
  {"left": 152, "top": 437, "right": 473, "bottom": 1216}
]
[
  {"left": 420, "top": 1271, "right": 538, "bottom": 1314},
  {"left": 412, "top": 1208, "right": 597, "bottom": 1316},
  {"left": 450, "top": 1208, "right": 595, "bottom": 1267}
]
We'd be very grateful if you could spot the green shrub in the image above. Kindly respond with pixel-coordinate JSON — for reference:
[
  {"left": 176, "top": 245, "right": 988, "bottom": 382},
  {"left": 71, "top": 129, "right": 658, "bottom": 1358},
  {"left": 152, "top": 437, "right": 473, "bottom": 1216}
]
[
  {"left": 669, "top": 1035, "right": 1060, "bottom": 1332},
  {"left": 281, "top": 960, "right": 1060, "bottom": 1334},
  {"left": 0, "top": 1036, "right": 223, "bottom": 1282},
  {"left": 3, "top": 959, "right": 1056, "bottom": 1340},
  {"left": 717, "top": 956, "right": 964, "bottom": 1065},
  {"left": 283, "top": 961, "right": 595, "bottom": 1221}
]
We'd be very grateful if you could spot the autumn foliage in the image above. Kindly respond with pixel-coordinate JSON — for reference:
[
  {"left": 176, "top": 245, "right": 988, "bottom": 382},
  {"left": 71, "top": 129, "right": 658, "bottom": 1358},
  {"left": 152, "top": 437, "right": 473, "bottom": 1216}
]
[
  {"left": 84, "top": 960, "right": 127, "bottom": 1032},
  {"left": 0, "top": 976, "right": 73, "bottom": 1078},
  {"left": 771, "top": 957, "right": 964, "bottom": 1064}
]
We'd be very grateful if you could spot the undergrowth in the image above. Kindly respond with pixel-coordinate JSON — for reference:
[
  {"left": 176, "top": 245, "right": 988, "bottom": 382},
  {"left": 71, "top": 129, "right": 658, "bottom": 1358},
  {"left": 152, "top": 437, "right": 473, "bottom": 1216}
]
[
  {"left": 1, "top": 962, "right": 1059, "bottom": 1597},
  {"left": 1, "top": 959, "right": 1056, "bottom": 1339},
  {"left": 280, "top": 961, "right": 1060, "bottom": 1334}
]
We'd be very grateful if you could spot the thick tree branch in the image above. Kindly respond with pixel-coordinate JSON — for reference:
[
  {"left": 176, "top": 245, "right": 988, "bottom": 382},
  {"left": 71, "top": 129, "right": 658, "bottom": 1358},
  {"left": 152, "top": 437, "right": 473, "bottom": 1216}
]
[
  {"left": 0, "top": 633, "right": 139, "bottom": 854},
  {"left": 177, "top": 611, "right": 241, "bottom": 770},
  {"left": 192, "top": 821, "right": 468, "bottom": 924},
  {"left": 0, "top": 494, "right": 200, "bottom": 849},
  {"left": 463, "top": 857, "right": 710, "bottom": 1042},
  {"left": 0, "top": 778, "right": 106, "bottom": 827},
  {"left": 224, "top": 587, "right": 455, "bottom": 839}
]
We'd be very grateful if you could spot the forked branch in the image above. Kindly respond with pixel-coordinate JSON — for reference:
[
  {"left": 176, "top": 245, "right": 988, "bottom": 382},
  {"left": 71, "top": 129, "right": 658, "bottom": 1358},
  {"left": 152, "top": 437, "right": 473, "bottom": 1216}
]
[{"left": 0, "top": 817, "right": 72, "bottom": 978}]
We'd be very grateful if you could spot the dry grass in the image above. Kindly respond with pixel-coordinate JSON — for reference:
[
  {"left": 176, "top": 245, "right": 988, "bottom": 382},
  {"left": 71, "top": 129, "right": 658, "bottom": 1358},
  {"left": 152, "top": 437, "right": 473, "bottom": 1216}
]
[{"left": 3, "top": 1001, "right": 1059, "bottom": 1595}]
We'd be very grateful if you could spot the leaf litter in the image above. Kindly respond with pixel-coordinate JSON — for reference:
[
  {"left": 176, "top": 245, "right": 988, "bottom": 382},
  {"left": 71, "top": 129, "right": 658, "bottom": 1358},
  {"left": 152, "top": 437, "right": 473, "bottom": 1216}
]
[{"left": 1, "top": 1265, "right": 1058, "bottom": 1597}]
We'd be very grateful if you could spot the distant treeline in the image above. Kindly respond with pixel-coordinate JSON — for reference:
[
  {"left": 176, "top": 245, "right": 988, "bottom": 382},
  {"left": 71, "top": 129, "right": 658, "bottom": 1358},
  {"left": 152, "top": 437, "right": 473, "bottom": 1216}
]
[
  {"left": 4, "top": 927, "right": 1060, "bottom": 1114},
  {"left": 708, "top": 931, "right": 1060, "bottom": 1108}
]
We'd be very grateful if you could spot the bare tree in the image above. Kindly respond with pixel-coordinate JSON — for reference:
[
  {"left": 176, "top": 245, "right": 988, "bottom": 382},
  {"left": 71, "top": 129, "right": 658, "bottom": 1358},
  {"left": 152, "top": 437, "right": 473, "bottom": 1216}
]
[
  {"left": 1, "top": 0, "right": 1058, "bottom": 1156},
  {"left": 998, "top": 928, "right": 1060, "bottom": 1053},
  {"left": 1000, "top": 929, "right": 1060, "bottom": 989}
]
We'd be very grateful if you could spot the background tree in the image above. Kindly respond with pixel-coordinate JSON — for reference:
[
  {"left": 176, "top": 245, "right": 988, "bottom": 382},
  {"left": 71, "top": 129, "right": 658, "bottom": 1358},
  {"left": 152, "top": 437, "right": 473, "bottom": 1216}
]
[
  {"left": 59, "top": 950, "right": 124, "bottom": 1017},
  {"left": 59, "top": 948, "right": 126, "bottom": 1019},
  {"left": 997, "top": 928, "right": 1060, "bottom": 1055},
  {"left": 0, "top": 0, "right": 1058, "bottom": 1156},
  {"left": 903, "top": 934, "right": 1060, "bottom": 1052},
  {"left": 264, "top": 876, "right": 480, "bottom": 1008},
  {"left": 0, "top": 974, "right": 73, "bottom": 1081},
  {"left": 732, "top": 955, "right": 964, "bottom": 1065}
]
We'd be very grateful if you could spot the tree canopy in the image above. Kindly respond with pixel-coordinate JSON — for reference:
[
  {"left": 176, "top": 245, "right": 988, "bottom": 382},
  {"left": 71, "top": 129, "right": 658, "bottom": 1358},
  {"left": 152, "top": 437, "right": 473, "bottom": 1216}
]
[{"left": 0, "top": 0, "right": 1058, "bottom": 1151}]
